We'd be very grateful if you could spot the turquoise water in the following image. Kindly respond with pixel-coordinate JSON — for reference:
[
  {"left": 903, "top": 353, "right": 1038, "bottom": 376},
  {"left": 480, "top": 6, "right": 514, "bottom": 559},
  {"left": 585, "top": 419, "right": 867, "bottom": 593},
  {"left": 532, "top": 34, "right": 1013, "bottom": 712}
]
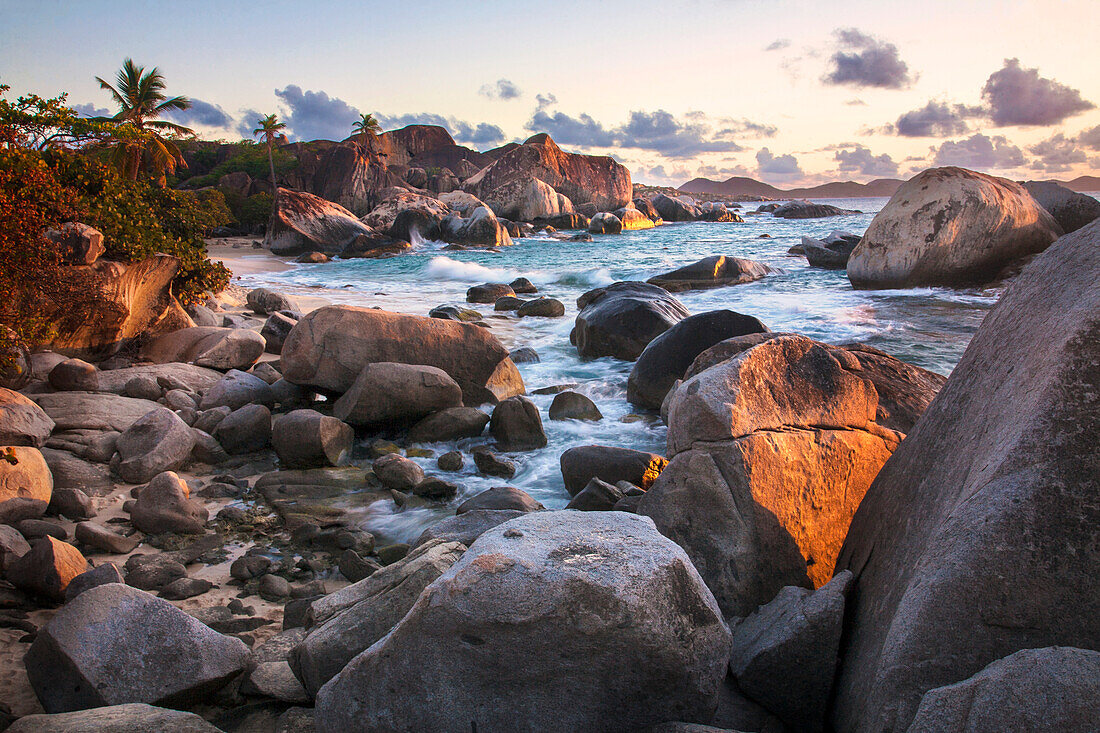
[{"left": 237, "top": 196, "right": 1007, "bottom": 543}]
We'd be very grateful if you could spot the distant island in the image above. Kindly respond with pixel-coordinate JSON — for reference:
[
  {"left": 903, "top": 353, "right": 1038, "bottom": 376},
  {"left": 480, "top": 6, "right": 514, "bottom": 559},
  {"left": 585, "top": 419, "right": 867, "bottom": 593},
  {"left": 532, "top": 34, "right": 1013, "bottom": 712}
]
[{"left": 678, "top": 174, "right": 1100, "bottom": 199}]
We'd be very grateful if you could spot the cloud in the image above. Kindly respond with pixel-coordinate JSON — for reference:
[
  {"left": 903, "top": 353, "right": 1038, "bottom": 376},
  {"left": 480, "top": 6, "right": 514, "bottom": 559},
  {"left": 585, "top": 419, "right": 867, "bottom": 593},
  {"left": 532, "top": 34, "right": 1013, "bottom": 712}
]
[
  {"left": 274, "top": 85, "right": 361, "bottom": 141},
  {"left": 526, "top": 103, "right": 771, "bottom": 158},
  {"left": 1080, "top": 124, "right": 1100, "bottom": 150},
  {"left": 931, "top": 133, "right": 1025, "bottom": 169},
  {"left": 376, "top": 112, "right": 506, "bottom": 147},
  {"left": 638, "top": 164, "right": 693, "bottom": 185},
  {"left": 833, "top": 145, "right": 899, "bottom": 176},
  {"left": 756, "top": 147, "right": 803, "bottom": 178},
  {"left": 535, "top": 93, "right": 557, "bottom": 109},
  {"left": 236, "top": 109, "right": 266, "bottom": 140},
  {"left": 893, "top": 100, "right": 982, "bottom": 137},
  {"left": 72, "top": 102, "right": 111, "bottom": 118},
  {"left": 696, "top": 163, "right": 754, "bottom": 180},
  {"left": 981, "top": 58, "right": 1094, "bottom": 126},
  {"left": 765, "top": 39, "right": 790, "bottom": 52},
  {"left": 823, "top": 28, "right": 913, "bottom": 89},
  {"left": 1027, "top": 133, "right": 1087, "bottom": 173},
  {"left": 163, "top": 98, "right": 233, "bottom": 129},
  {"left": 479, "top": 79, "right": 522, "bottom": 100}
]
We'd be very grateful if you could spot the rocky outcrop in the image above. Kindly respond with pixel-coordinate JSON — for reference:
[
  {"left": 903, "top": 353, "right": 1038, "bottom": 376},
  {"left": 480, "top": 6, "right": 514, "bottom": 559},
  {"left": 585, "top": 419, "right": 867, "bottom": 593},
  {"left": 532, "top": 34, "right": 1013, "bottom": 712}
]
[
  {"left": 440, "top": 206, "right": 514, "bottom": 248},
  {"left": 25, "top": 583, "right": 249, "bottom": 712},
  {"left": 280, "top": 305, "right": 525, "bottom": 404},
  {"left": 848, "top": 167, "right": 1062, "bottom": 288},
  {"left": 360, "top": 190, "right": 450, "bottom": 233},
  {"left": 466, "top": 134, "right": 631, "bottom": 214},
  {"left": 265, "top": 189, "right": 381, "bottom": 256},
  {"left": 831, "top": 220, "right": 1100, "bottom": 733},
  {"left": 46, "top": 255, "right": 189, "bottom": 359},
  {"left": 640, "top": 335, "right": 903, "bottom": 616},
  {"left": 647, "top": 256, "right": 773, "bottom": 292},
  {"left": 278, "top": 140, "right": 405, "bottom": 216},
  {"left": 571, "top": 282, "right": 691, "bottom": 360},
  {"left": 628, "top": 310, "right": 770, "bottom": 410},
  {"left": 1023, "top": 180, "right": 1100, "bottom": 233},
  {"left": 482, "top": 177, "right": 575, "bottom": 222},
  {"left": 314, "top": 512, "right": 731, "bottom": 732},
  {"left": 905, "top": 647, "right": 1100, "bottom": 733}
]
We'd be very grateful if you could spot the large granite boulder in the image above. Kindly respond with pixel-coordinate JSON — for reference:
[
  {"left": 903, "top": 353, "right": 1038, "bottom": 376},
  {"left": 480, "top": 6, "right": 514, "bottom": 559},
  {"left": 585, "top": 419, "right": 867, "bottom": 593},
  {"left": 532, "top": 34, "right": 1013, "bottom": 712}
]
[
  {"left": 848, "top": 167, "right": 1062, "bottom": 288},
  {"left": 272, "top": 409, "right": 353, "bottom": 468},
  {"left": 588, "top": 212, "right": 623, "bottom": 234},
  {"left": 571, "top": 282, "right": 691, "bottom": 360},
  {"left": 140, "top": 327, "right": 265, "bottom": 371},
  {"left": 45, "top": 255, "right": 189, "bottom": 359},
  {"left": 648, "top": 256, "right": 772, "bottom": 292},
  {"left": 628, "top": 311, "right": 770, "bottom": 410},
  {"left": 199, "top": 368, "right": 275, "bottom": 410},
  {"left": 652, "top": 194, "right": 699, "bottom": 222},
  {"left": 246, "top": 287, "right": 298, "bottom": 315},
  {"left": 25, "top": 583, "right": 249, "bottom": 712},
  {"left": 440, "top": 206, "right": 514, "bottom": 248},
  {"left": 905, "top": 647, "right": 1100, "bottom": 733},
  {"left": 640, "top": 335, "right": 901, "bottom": 616},
  {"left": 486, "top": 177, "right": 575, "bottom": 222},
  {"left": 360, "top": 190, "right": 449, "bottom": 233},
  {"left": 314, "top": 512, "right": 731, "bottom": 732},
  {"left": 333, "top": 362, "right": 462, "bottom": 426},
  {"left": 5, "top": 703, "right": 221, "bottom": 732},
  {"left": 1023, "top": 180, "right": 1100, "bottom": 234},
  {"left": 276, "top": 138, "right": 405, "bottom": 216},
  {"left": 265, "top": 189, "right": 380, "bottom": 256},
  {"left": 559, "top": 445, "right": 668, "bottom": 494},
  {"left": 280, "top": 305, "right": 524, "bottom": 404},
  {"left": 831, "top": 220, "right": 1100, "bottom": 732},
  {"left": 129, "top": 471, "right": 208, "bottom": 534},
  {"left": 115, "top": 408, "right": 195, "bottom": 484},
  {"left": 489, "top": 396, "right": 547, "bottom": 451},
  {"left": 6, "top": 535, "right": 87, "bottom": 600},
  {"left": 0, "top": 387, "right": 55, "bottom": 447},
  {"left": 771, "top": 201, "right": 856, "bottom": 219},
  {"left": 290, "top": 539, "right": 467, "bottom": 696},
  {"left": 466, "top": 133, "right": 632, "bottom": 213},
  {"left": 615, "top": 204, "right": 657, "bottom": 230}
]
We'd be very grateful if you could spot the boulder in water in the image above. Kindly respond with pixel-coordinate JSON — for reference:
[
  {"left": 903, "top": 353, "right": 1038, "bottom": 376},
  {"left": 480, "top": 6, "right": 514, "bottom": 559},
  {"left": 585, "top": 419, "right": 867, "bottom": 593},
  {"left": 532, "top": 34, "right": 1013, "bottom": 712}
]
[
  {"left": 847, "top": 167, "right": 1062, "bottom": 288},
  {"left": 571, "top": 282, "right": 691, "bottom": 360},
  {"left": 648, "top": 256, "right": 773, "bottom": 292}
]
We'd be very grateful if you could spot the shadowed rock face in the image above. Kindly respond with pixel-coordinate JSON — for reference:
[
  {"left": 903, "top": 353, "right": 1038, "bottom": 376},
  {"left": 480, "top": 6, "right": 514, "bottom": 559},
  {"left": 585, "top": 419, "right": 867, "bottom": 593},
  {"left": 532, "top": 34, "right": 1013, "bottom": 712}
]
[
  {"left": 278, "top": 140, "right": 405, "bottom": 216},
  {"left": 1023, "top": 180, "right": 1100, "bottom": 234},
  {"left": 831, "top": 220, "right": 1100, "bottom": 733},
  {"left": 467, "top": 134, "right": 632, "bottom": 214},
  {"left": 571, "top": 282, "right": 691, "bottom": 361},
  {"left": 848, "top": 166, "right": 1063, "bottom": 288},
  {"left": 264, "top": 189, "right": 379, "bottom": 256},
  {"left": 280, "top": 305, "right": 524, "bottom": 405}
]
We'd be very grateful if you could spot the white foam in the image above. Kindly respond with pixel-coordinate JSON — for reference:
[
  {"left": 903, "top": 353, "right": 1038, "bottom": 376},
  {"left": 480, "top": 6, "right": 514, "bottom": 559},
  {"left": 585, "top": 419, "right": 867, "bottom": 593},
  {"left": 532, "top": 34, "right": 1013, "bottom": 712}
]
[{"left": 422, "top": 256, "right": 516, "bottom": 283}]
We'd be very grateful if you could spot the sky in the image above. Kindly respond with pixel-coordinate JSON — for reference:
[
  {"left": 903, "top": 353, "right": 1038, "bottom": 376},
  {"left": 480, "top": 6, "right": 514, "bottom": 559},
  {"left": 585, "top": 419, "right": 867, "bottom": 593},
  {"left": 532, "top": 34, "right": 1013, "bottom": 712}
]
[{"left": 3, "top": 0, "right": 1099, "bottom": 187}]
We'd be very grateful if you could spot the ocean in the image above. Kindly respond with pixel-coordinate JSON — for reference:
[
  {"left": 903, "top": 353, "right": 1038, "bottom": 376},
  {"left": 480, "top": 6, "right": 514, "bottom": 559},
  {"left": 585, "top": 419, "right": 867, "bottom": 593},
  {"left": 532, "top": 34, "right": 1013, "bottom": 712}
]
[{"left": 231, "top": 196, "right": 1020, "bottom": 544}]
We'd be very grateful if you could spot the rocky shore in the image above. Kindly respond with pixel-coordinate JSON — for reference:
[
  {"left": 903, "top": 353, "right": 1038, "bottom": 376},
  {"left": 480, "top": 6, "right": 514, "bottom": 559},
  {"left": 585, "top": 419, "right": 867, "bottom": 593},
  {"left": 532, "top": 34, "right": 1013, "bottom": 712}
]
[{"left": 1, "top": 156, "right": 1098, "bottom": 733}]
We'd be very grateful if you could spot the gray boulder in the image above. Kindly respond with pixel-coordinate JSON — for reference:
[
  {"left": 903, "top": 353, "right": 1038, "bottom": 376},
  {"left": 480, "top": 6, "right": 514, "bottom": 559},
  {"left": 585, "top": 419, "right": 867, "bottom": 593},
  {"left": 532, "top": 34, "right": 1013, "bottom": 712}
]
[
  {"left": 559, "top": 445, "right": 668, "bottom": 494},
  {"left": 247, "top": 287, "right": 299, "bottom": 315},
  {"left": 5, "top": 703, "right": 221, "bottom": 732},
  {"left": 572, "top": 282, "right": 691, "bottom": 360},
  {"left": 129, "top": 471, "right": 208, "bottom": 534},
  {"left": 333, "top": 362, "right": 462, "bottom": 427},
  {"left": 906, "top": 647, "right": 1100, "bottom": 733},
  {"left": 272, "top": 409, "right": 353, "bottom": 468},
  {"left": 647, "top": 256, "right": 772, "bottom": 292},
  {"left": 241, "top": 627, "right": 311, "bottom": 703},
  {"left": 407, "top": 407, "right": 489, "bottom": 443},
  {"left": 728, "top": 571, "right": 852, "bottom": 733},
  {"left": 141, "top": 327, "right": 265, "bottom": 371},
  {"left": 261, "top": 312, "right": 298, "bottom": 354},
  {"left": 291, "top": 539, "right": 467, "bottom": 696},
  {"left": 212, "top": 404, "right": 272, "bottom": 454},
  {"left": 371, "top": 453, "right": 424, "bottom": 491},
  {"left": 412, "top": 509, "right": 527, "bottom": 548},
  {"left": 832, "top": 219, "right": 1100, "bottom": 732},
  {"left": 24, "top": 583, "right": 249, "bottom": 712},
  {"left": 48, "top": 358, "right": 99, "bottom": 391},
  {"left": 455, "top": 486, "right": 543, "bottom": 514},
  {"left": 548, "top": 391, "right": 602, "bottom": 421},
  {"left": 772, "top": 200, "right": 857, "bottom": 219},
  {"left": 1023, "top": 180, "right": 1100, "bottom": 233},
  {"left": 489, "top": 396, "right": 547, "bottom": 450},
  {"left": 627, "top": 310, "right": 770, "bottom": 410},
  {"left": 313, "top": 511, "right": 732, "bottom": 733},
  {"left": 115, "top": 408, "right": 195, "bottom": 484},
  {"left": 199, "top": 368, "right": 275, "bottom": 410}
]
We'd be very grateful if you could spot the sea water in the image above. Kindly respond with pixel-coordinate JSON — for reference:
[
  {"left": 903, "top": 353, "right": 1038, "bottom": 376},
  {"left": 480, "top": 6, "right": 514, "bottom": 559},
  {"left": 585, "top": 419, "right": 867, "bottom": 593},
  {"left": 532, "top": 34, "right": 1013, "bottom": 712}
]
[{"left": 232, "top": 197, "right": 1008, "bottom": 543}]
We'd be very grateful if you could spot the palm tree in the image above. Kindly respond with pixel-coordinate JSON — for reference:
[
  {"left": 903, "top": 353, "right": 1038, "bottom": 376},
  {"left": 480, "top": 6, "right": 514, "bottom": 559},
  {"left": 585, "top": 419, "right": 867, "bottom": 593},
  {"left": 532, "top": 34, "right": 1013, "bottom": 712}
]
[
  {"left": 352, "top": 113, "right": 381, "bottom": 148},
  {"left": 96, "top": 58, "right": 194, "bottom": 182},
  {"left": 253, "top": 114, "right": 286, "bottom": 201}
]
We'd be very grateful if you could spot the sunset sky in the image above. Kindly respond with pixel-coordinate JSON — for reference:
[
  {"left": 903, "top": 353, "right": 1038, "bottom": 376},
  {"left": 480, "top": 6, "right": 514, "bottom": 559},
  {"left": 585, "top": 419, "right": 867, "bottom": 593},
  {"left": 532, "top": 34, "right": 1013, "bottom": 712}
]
[{"left": 3, "top": 0, "right": 1099, "bottom": 187}]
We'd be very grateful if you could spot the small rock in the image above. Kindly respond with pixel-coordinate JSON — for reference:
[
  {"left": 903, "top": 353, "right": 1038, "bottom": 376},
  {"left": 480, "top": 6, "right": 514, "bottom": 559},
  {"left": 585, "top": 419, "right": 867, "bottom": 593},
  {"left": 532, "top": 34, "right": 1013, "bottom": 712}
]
[
  {"left": 48, "top": 358, "right": 99, "bottom": 392},
  {"left": 548, "top": 391, "right": 603, "bottom": 421},
  {"left": 566, "top": 478, "right": 625, "bottom": 511},
  {"left": 124, "top": 376, "right": 163, "bottom": 401},
  {"left": 130, "top": 472, "right": 208, "bottom": 535},
  {"left": 258, "top": 574, "right": 291, "bottom": 600},
  {"left": 517, "top": 298, "right": 565, "bottom": 318},
  {"left": 48, "top": 487, "right": 96, "bottom": 520},
  {"left": 489, "top": 396, "right": 547, "bottom": 451},
  {"left": 412, "top": 477, "right": 459, "bottom": 500},
  {"left": 159, "top": 577, "right": 213, "bottom": 600},
  {"left": 472, "top": 448, "right": 516, "bottom": 479},
  {"left": 231, "top": 555, "right": 272, "bottom": 581},
  {"left": 75, "top": 522, "right": 140, "bottom": 554},
  {"left": 372, "top": 454, "right": 425, "bottom": 491},
  {"left": 437, "top": 451, "right": 464, "bottom": 471},
  {"left": 509, "top": 346, "right": 540, "bottom": 364},
  {"left": 124, "top": 554, "right": 187, "bottom": 591}
]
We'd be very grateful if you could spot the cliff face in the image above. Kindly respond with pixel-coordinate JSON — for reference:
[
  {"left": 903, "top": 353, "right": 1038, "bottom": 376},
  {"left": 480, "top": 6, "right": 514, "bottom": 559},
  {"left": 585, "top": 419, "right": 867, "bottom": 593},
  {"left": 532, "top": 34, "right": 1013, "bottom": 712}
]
[
  {"left": 466, "top": 134, "right": 632, "bottom": 213},
  {"left": 279, "top": 141, "right": 405, "bottom": 216}
]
